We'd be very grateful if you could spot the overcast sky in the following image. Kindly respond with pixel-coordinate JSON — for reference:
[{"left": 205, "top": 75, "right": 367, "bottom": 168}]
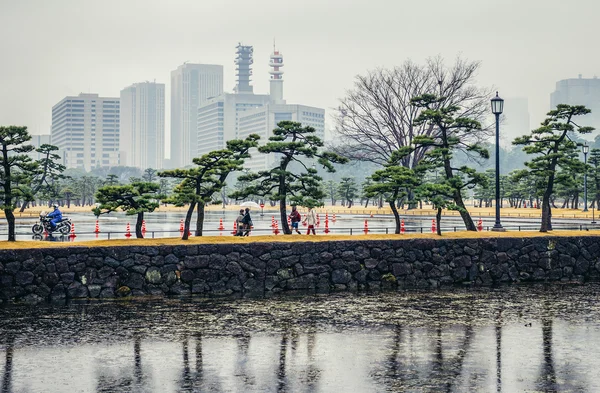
[{"left": 1, "top": 0, "right": 598, "bottom": 145}]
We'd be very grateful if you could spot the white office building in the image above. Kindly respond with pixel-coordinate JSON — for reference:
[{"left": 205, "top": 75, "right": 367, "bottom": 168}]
[
  {"left": 51, "top": 93, "right": 120, "bottom": 171},
  {"left": 120, "top": 82, "right": 165, "bottom": 169},
  {"left": 27, "top": 134, "right": 52, "bottom": 161},
  {"left": 170, "top": 63, "right": 223, "bottom": 168},
  {"left": 197, "top": 44, "right": 270, "bottom": 156},
  {"left": 551, "top": 75, "right": 600, "bottom": 130}
]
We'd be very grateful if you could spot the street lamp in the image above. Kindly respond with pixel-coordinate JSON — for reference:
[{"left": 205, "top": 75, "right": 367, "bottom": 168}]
[
  {"left": 491, "top": 92, "right": 505, "bottom": 231},
  {"left": 583, "top": 144, "right": 589, "bottom": 212}
]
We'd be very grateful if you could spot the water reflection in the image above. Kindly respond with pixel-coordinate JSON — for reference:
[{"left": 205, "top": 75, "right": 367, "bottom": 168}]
[{"left": 1, "top": 286, "right": 600, "bottom": 392}]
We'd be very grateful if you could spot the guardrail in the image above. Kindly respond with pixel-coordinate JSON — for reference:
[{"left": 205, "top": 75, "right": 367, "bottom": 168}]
[{"left": 7, "top": 222, "right": 597, "bottom": 242}]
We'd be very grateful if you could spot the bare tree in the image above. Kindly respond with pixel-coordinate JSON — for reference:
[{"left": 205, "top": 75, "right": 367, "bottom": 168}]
[{"left": 332, "top": 56, "right": 492, "bottom": 168}]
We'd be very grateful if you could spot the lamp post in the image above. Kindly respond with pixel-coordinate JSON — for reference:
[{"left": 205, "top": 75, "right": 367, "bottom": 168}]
[
  {"left": 583, "top": 144, "right": 589, "bottom": 212},
  {"left": 491, "top": 92, "right": 505, "bottom": 231}
]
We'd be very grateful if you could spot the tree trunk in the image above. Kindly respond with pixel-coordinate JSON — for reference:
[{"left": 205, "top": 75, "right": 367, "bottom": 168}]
[
  {"left": 19, "top": 201, "right": 29, "bottom": 213},
  {"left": 436, "top": 207, "right": 442, "bottom": 236},
  {"left": 280, "top": 198, "right": 291, "bottom": 235},
  {"left": 135, "top": 212, "right": 144, "bottom": 238},
  {"left": 541, "top": 193, "right": 552, "bottom": 232},
  {"left": 389, "top": 194, "right": 400, "bottom": 234},
  {"left": 182, "top": 202, "right": 196, "bottom": 240},
  {"left": 454, "top": 191, "right": 476, "bottom": 231},
  {"left": 196, "top": 202, "right": 205, "bottom": 236},
  {"left": 5, "top": 209, "right": 16, "bottom": 242}
]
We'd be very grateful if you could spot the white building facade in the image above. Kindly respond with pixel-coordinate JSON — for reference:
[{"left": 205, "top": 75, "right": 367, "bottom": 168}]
[
  {"left": 51, "top": 93, "right": 120, "bottom": 171},
  {"left": 170, "top": 63, "right": 223, "bottom": 168},
  {"left": 120, "top": 82, "right": 165, "bottom": 169},
  {"left": 551, "top": 75, "right": 600, "bottom": 129}
]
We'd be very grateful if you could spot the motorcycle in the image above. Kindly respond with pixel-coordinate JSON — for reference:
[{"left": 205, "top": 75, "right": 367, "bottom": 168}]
[{"left": 32, "top": 212, "right": 72, "bottom": 235}]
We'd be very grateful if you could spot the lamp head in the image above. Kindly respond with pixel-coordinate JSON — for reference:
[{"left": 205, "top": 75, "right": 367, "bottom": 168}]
[
  {"left": 583, "top": 144, "right": 589, "bottom": 154},
  {"left": 491, "top": 91, "right": 504, "bottom": 115}
]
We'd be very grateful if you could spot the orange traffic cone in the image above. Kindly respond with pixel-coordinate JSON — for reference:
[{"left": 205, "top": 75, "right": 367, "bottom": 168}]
[
  {"left": 401, "top": 219, "right": 405, "bottom": 234},
  {"left": 302, "top": 214, "right": 307, "bottom": 226},
  {"left": 325, "top": 212, "right": 329, "bottom": 222},
  {"left": 274, "top": 221, "right": 280, "bottom": 235},
  {"left": 218, "top": 218, "right": 225, "bottom": 231},
  {"left": 324, "top": 218, "right": 330, "bottom": 234},
  {"left": 364, "top": 219, "right": 369, "bottom": 234},
  {"left": 94, "top": 220, "right": 100, "bottom": 234},
  {"left": 477, "top": 218, "right": 483, "bottom": 231},
  {"left": 332, "top": 213, "right": 336, "bottom": 223},
  {"left": 316, "top": 214, "right": 320, "bottom": 227},
  {"left": 69, "top": 222, "right": 76, "bottom": 238},
  {"left": 271, "top": 215, "right": 276, "bottom": 228},
  {"left": 287, "top": 215, "right": 291, "bottom": 226},
  {"left": 232, "top": 220, "right": 237, "bottom": 235},
  {"left": 179, "top": 219, "right": 184, "bottom": 232},
  {"left": 142, "top": 220, "right": 146, "bottom": 234},
  {"left": 370, "top": 212, "right": 374, "bottom": 218},
  {"left": 125, "top": 223, "right": 132, "bottom": 238},
  {"left": 431, "top": 219, "right": 436, "bottom": 233}
]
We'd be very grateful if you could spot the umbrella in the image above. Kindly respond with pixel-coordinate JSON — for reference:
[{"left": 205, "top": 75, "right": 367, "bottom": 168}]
[{"left": 240, "top": 201, "right": 261, "bottom": 208}]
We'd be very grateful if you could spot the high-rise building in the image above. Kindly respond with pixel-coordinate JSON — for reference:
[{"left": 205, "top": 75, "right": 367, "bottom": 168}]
[
  {"left": 170, "top": 63, "right": 223, "bottom": 168},
  {"left": 27, "top": 134, "right": 52, "bottom": 161},
  {"left": 197, "top": 44, "right": 270, "bottom": 156},
  {"left": 502, "top": 97, "right": 530, "bottom": 143},
  {"left": 551, "top": 75, "right": 600, "bottom": 129},
  {"left": 120, "top": 82, "right": 165, "bottom": 169},
  {"left": 51, "top": 93, "right": 120, "bottom": 171}
]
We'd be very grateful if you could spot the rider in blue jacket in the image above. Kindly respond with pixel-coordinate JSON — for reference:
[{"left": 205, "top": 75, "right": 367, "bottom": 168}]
[{"left": 47, "top": 204, "right": 62, "bottom": 230}]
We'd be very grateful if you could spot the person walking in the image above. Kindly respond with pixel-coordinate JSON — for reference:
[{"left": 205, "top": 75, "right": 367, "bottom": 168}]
[
  {"left": 289, "top": 205, "right": 302, "bottom": 234},
  {"left": 242, "top": 208, "right": 253, "bottom": 236},
  {"left": 303, "top": 206, "right": 317, "bottom": 235},
  {"left": 234, "top": 209, "right": 245, "bottom": 236}
]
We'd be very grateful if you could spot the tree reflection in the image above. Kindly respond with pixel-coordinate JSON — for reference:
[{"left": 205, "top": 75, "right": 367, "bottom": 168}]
[
  {"left": 1, "top": 335, "right": 14, "bottom": 393},
  {"left": 496, "top": 310, "right": 502, "bottom": 393},
  {"left": 277, "top": 331, "right": 288, "bottom": 393},
  {"left": 96, "top": 334, "right": 148, "bottom": 393},
  {"left": 538, "top": 316, "right": 557, "bottom": 391},
  {"left": 304, "top": 321, "right": 321, "bottom": 390}
]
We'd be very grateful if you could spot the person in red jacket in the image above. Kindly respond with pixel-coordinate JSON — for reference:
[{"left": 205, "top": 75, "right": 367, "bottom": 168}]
[{"left": 289, "top": 205, "right": 302, "bottom": 234}]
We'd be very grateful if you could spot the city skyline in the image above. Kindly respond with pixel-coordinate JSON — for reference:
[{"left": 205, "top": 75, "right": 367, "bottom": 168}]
[{"left": 2, "top": 0, "right": 599, "bottom": 150}]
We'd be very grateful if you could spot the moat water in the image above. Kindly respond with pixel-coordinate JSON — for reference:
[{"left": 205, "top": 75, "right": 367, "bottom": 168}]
[{"left": 1, "top": 284, "right": 599, "bottom": 392}]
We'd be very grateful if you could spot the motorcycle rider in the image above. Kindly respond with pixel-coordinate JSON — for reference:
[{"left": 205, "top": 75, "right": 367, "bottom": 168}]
[{"left": 47, "top": 204, "right": 62, "bottom": 231}]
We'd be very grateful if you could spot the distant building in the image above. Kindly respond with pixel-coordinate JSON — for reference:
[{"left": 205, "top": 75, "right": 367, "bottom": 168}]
[
  {"left": 27, "top": 134, "right": 52, "bottom": 161},
  {"left": 551, "top": 75, "right": 600, "bottom": 129},
  {"left": 51, "top": 93, "right": 120, "bottom": 171},
  {"left": 502, "top": 97, "right": 530, "bottom": 143},
  {"left": 170, "top": 63, "right": 223, "bottom": 168},
  {"left": 197, "top": 44, "right": 270, "bottom": 156},
  {"left": 120, "top": 82, "right": 165, "bottom": 169}
]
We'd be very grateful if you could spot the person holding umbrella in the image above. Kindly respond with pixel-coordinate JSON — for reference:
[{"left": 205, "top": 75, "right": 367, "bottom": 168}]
[{"left": 241, "top": 207, "right": 253, "bottom": 236}]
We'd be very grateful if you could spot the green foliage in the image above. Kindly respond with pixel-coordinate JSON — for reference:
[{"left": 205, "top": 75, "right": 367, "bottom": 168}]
[
  {"left": 233, "top": 121, "right": 347, "bottom": 207},
  {"left": 0, "top": 125, "right": 39, "bottom": 241},
  {"left": 410, "top": 94, "right": 489, "bottom": 231},
  {"left": 159, "top": 135, "right": 260, "bottom": 237},
  {"left": 337, "top": 177, "right": 358, "bottom": 206},
  {"left": 232, "top": 121, "right": 347, "bottom": 234},
  {"left": 93, "top": 182, "right": 161, "bottom": 216},
  {"left": 513, "top": 104, "right": 593, "bottom": 231}
]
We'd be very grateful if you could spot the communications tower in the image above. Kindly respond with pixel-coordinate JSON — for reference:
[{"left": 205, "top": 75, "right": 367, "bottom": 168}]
[
  {"left": 235, "top": 43, "right": 253, "bottom": 93},
  {"left": 269, "top": 46, "right": 285, "bottom": 104}
]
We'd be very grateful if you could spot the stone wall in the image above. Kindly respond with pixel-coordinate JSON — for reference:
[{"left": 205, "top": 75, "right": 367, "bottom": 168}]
[{"left": 1, "top": 236, "right": 599, "bottom": 303}]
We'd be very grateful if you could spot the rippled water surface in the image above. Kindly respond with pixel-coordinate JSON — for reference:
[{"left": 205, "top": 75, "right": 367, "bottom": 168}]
[{"left": 2, "top": 285, "right": 600, "bottom": 392}]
